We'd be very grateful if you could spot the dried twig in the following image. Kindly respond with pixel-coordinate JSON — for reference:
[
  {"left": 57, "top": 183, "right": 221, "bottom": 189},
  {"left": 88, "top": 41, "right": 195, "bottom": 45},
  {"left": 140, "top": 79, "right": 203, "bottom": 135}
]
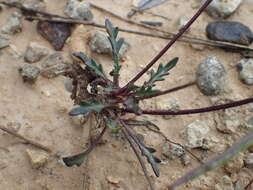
[
  {"left": 0, "top": 125, "right": 52, "bottom": 153},
  {"left": 1, "top": 1, "right": 252, "bottom": 52},
  {"left": 26, "top": 16, "right": 253, "bottom": 53},
  {"left": 90, "top": 3, "right": 253, "bottom": 52}
]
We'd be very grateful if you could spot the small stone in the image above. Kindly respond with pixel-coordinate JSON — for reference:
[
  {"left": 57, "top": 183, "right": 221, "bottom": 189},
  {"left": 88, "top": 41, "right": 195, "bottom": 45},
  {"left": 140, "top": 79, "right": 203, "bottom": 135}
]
[
  {"left": 202, "top": 0, "right": 242, "bottom": 19},
  {"left": 242, "top": 116, "right": 253, "bottom": 130},
  {"left": 0, "top": 35, "right": 10, "bottom": 49},
  {"left": 184, "top": 120, "right": 210, "bottom": 149},
  {"left": 64, "top": 77, "right": 74, "bottom": 93},
  {"left": 41, "top": 63, "right": 68, "bottom": 79},
  {"left": 41, "top": 53, "right": 68, "bottom": 68},
  {"left": 21, "top": 0, "right": 46, "bottom": 10},
  {"left": 40, "top": 53, "right": 69, "bottom": 78},
  {"left": 214, "top": 175, "right": 234, "bottom": 190},
  {"left": 224, "top": 152, "right": 244, "bottom": 174},
  {"left": 244, "top": 153, "right": 253, "bottom": 168},
  {"left": 206, "top": 21, "right": 253, "bottom": 46},
  {"left": 237, "top": 58, "right": 253, "bottom": 85},
  {"left": 217, "top": 119, "right": 241, "bottom": 134},
  {"left": 64, "top": 0, "right": 93, "bottom": 21},
  {"left": 106, "top": 176, "right": 120, "bottom": 185},
  {"left": 247, "top": 103, "right": 253, "bottom": 112},
  {"left": 180, "top": 154, "right": 191, "bottom": 166},
  {"left": 162, "top": 142, "right": 185, "bottom": 160},
  {"left": 90, "top": 31, "right": 130, "bottom": 58},
  {"left": 19, "top": 63, "right": 40, "bottom": 83},
  {"left": 156, "top": 97, "right": 180, "bottom": 120},
  {"left": 202, "top": 136, "right": 220, "bottom": 150},
  {"left": 197, "top": 56, "right": 226, "bottom": 96},
  {"left": 26, "top": 149, "right": 49, "bottom": 169},
  {"left": 37, "top": 21, "right": 71, "bottom": 51},
  {"left": 24, "top": 42, "right": 49, "bottom": 63},
  {"left": 1, "top": 12, "right": 22, "bottom": 35}
]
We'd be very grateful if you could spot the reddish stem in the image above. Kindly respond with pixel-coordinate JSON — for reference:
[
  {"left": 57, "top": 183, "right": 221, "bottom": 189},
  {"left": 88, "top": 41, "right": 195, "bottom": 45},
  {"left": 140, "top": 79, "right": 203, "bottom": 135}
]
[
  {"left": 113, "top": 0, "right": 213, "bottom": 96},
  {"left": 124, "top": 97, "right": 253, "bottom": 115}
]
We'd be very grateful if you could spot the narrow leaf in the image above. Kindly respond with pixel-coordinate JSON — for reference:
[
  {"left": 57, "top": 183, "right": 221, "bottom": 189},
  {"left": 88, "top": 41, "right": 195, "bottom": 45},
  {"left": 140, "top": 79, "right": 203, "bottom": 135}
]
[
  {"left": 141, "top": 146, "right": 160, "bottom": 177},
  {"left": 69, "top": 100, "right": 105, "bottom": 116},
  {"left": 116, "top": 38, "right": 124, "bottom": 54},
  {"left": 72, "top": 52, "right": 106, "bottom": 78}
]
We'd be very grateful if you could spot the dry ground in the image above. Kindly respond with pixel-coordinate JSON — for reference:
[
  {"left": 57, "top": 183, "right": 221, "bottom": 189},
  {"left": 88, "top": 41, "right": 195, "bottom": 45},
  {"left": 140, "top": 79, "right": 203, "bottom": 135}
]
[{"left": 0, "top": 0, "right": 253, "bottom": 189}]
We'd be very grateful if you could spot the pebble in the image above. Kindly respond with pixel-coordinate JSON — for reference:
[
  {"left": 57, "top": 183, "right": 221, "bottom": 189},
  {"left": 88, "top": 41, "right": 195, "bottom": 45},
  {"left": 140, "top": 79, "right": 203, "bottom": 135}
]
[
  {"left": 244, "top": 116, "right": 253, "bottom": 130},
  {"left": 64, "top": 0, "right": 93, "bottom": 21},
  {"left": 1, "top": 12, "right": 23, "bottom": 35},
  {"left": 64, "top": 77, "right": 74, "bottom": 93},
  {"left": 0, "top": 35, "right": 10, "bottom": 49},
  {"left": 90, "top": 30, "right": 130, "bottom": 58},
  {"left": 244, "top": 153, "right": 253, "bottom": 168},
  {"left": 214, "top": 175, "right": 234, "bottom": 190},
  {"left": 40, "top": 53, "right": 69, "bottom": 78},
  {"left": 237, "top": 58, "right": 253, "bottom": 85},
  {"left": 21, "top": 0, "right": 46, "bottom": 10},
  {"left": 37, "top": 21, "right": 71, "bottom": 51},
  {"left": 206, "top": 21, "right": 253, "bottom": 46},
  {"left": 19, "top": 63, "right": 40, "bottom": 83},
  {"left": 180, "top": 154, "right": 191, "bottom": 166},
  {"left": 218, "top": 119, "right": 241, "bottom": 134},
  {"left": 197, "top": 56, "right": 226, "bottom": 96},
  {"left": 162, "top": 142, "right": 185, "bottom": 160},
  {"left": 24, "top": 42, "right": 49, "bottom": 63},
  {"left": 183, "top": 120, "right": 210, "bottom": 149},
  {"left": 26, "top": 149, "right": 49, "bottom": 169},
  {"left": 224, "top": 152, "right": 244, "bottom": 174},
  {"left": 202, "top": 0, "right": 242, "bottom": 19},
  {"left": 155, "top": 97, "right": 180, "bottom": 120}
]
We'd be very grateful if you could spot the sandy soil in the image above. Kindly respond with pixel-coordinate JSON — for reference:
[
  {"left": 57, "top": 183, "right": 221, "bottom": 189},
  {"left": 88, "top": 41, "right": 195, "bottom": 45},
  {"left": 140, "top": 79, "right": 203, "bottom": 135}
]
[{"left": 0, "top": 0, "right": 253, "bottom": 189}]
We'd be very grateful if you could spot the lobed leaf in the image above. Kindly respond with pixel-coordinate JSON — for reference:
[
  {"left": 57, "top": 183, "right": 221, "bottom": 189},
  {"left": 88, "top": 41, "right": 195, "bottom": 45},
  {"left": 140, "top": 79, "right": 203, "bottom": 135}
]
[
  {"left": 144, "top": 57, "right": 178, "bottom": 88},
  {"left": 72, "top": 52, "right": 106, "bottom": 79},
  {"left": 69, "top": 100, "right": 106, "bottom": 116}
]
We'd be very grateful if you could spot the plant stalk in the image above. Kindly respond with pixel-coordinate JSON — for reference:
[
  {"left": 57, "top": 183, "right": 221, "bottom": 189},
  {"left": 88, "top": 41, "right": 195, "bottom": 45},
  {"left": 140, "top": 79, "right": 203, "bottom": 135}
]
[
  {"left": 124, "top": 97, "right": 253, "bottom": 115},
  {"left": 113, "top": 0, "right": 213, "bottom": 96}
]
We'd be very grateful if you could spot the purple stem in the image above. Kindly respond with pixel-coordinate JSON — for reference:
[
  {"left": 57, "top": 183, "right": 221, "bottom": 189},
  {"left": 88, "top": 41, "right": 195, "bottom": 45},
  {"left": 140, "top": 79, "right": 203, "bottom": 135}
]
[
  {"left": 113, "top": 0, "right": 213, "bottom": 96},
  {"left": 125, "top": 97, "right": 253, "bottom": 115}
]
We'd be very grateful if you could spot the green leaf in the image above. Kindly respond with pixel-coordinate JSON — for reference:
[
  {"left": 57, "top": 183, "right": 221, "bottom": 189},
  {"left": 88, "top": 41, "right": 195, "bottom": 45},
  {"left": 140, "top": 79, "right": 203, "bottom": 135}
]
[
  {"left": 135, "top": 87, "right": 160, "bottom": 97},
  {"left": 105, "top": 19, "right": 122, "bottom": 82},
  {"left": 116, "top": 38, "right": 124, "bottom": 54},
  {"left": 141, "top": 145, "right": 161, "bottom": 177},
  {"left": 63, "top": 152, "right": 87, "bottom": 167},
  {"left": 105, "top": 19, "right": 118, "bottom": 39},
  {"left": 144, "top": 57, "right": 178, "bottom": 88},
  {"left": 69, "top": 100, "right": 105, "bottom": 116},
  {"left": 72, "top": 52, "right": 106, "bottom": 79}
]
